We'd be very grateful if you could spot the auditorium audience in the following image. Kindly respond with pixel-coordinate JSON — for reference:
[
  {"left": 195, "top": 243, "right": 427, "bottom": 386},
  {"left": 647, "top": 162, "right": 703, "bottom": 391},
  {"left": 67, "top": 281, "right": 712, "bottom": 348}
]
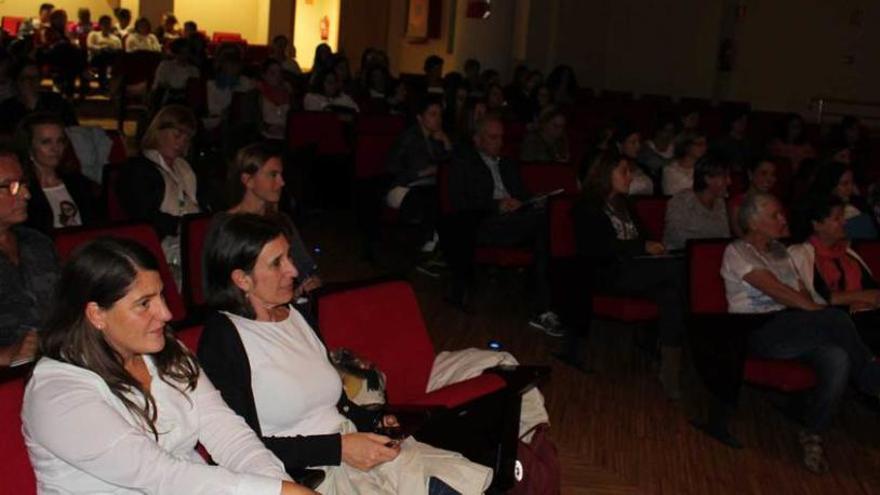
[
  {"left": 113, "top": 7, "right": 132, "bottom": 37},
  {"left": 545, "top": 64, "right": 577, "bottom": 106},
  {"left": 17, "top": 3, "right": 54, "bottom": 41},
  {"left": 38, "top": 9, "right": 85, "bottom": 98},
  {"left": 117, "top": 105, "right": 205, "bottom": 282},
  {"left": 16, "top": 113, "right": 96, "bottom": 232},
  {"left": 224, "top": 142, "right": 320, "bottom": 296},
  {"left": 423, "top": 55, "right": 445, "bottom": 96},
  {"left": 270, "top": 35, "right": 302, "bottom": 76},
  {"left": 662, "top": 132, "right": 707, "bottom": 196},
  {"left": 721, "top": 192, "right": 880, "bottom": 474},
  {"left": 0, "top": 59, "right": 78, "bottom": 133},
  {"left": 463, "top": 58, "right": 482, "bottom": 97},
  {"left": 614, "top": 126, "right": 654, "bottom": 195},
  {"left": 807, "top": 162, "right": 878, "bottom": 240},
  {"left": 386, "top": 98, "right": 450, "bottom": 256},
  {"left": 519, "top": 106, "right": 570, "bottom": 163},
  {"left": 85, "top": 15, "right": 122, "bottom": 90},
  {"left": 154, "top": 12, "right": 181, "bottom": 45},
  {"left": 449, "top": 114, "right": 560, "bottom": 335},
  {"left": 663, "top": 156, "right": 731, "bottom": 251},
  {"left": 204, "top": 45, "right": 255, "bottom": 131},
  {"left": 308, "top": 43, "right": 333, "bottom": 85},
  {"left": 0, "top": 147, "right": 54, "bottom": 367},
  {"left": 22, "top": 237, "right": 313, "bottom": 494},
  {"left": 199, "top": 214, "right": 492, "bottom": 494},
  {"left": 729, "top": 157, "right": 778, "bottom": 237},
  {"left": 124, "top": 17, "right": 161, "bottom": 52},
  {"left": 70, "top": 8, "right": 92, "bottom": 37},
  {"left": 768, "top": 113, "right": 816, "bottom": 173},
  {"left": 152, "top": 38, "right": 200, "bottom": 106},
  {"left": 573, "top": 150, "right": 686, "bottom": 397}
]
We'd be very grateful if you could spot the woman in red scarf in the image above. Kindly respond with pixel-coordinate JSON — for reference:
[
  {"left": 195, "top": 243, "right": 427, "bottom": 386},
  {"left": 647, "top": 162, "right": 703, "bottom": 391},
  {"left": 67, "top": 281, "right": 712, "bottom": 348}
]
[
  {"left": 789, "top": 195, "right": 880, "bottom": 349},
  {"left": 257, "top": 58, "right": 293, "bottom": 141}
]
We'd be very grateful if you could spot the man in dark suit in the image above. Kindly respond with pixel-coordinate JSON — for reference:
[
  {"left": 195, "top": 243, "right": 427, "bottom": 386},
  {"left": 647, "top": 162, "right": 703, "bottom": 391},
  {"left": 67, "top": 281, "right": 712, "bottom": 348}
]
[{"left": 448, "top": 113, "right": 560, "bottom": 335}]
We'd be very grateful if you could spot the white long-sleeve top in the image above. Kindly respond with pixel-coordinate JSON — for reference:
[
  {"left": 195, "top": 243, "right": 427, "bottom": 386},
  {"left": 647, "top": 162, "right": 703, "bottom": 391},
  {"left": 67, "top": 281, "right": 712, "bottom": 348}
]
[{"left": 22, "top": 354, "right": 291, "bottom": 495}]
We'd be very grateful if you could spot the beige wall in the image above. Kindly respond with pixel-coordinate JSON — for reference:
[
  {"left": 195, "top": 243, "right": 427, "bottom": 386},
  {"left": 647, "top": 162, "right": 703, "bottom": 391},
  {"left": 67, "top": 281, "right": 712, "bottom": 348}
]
[
  {"left": 174, "top": 0, "right": 269, "bottom": 43},
  {"left": 0, "top": 0, "right": 117, "bottom": 19},
  {"left": 294, "top": 0, "right": 341, "bottom": 70}
]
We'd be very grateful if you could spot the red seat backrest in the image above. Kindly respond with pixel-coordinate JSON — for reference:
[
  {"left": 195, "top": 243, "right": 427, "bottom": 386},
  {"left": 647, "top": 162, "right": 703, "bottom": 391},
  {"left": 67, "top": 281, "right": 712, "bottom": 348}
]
[
  {"left": 356, "top": 114, "right": 406, "bottom": 136},
  {"left": 1, "top": 17, "right": 24, "bottom": 37},
  {"left": 106, "top": 130, "right": 128, "bottom": 165},
  {"left": 212, "top": 32, "right": 243, "bottom": 44},
  {"left": 181, "top": 214, "right": 213, "bottom": 307},
  {"left": 318, "top": 281, "right": 435, "bottom": 405},
  {"left": 175, "top": 325, "right": 204, "bottom": 354},
  {"left": 632, "top": 196, "right": 669, "bottom": 241},
  {"left": 53, "top": 223, "right": 187, "bottom": 322},
  {"left": 519, "top": 162, "right": 579, "bottom": 196},
  {"left": 687, "top": 240, "right": 729, "bottom": 314},
  {"left": 287, "top": 112, "right": 349, "bottom": 155},
  {"left": 113, "top": 51, "right": 163, "bottom": 87},
  {"left": 549, "top": 195, "right": 577, "bottom": 258},
  {"left": 854, "top": 240, "right": 880, "bottom": 276},
  {"left": 0, "top": 376, "right": 36, "bottom": 495},
  {"left": 102, "top": 165, "right": 128, "bottom": 223},
  {"left": 353, "top": 134, "right": 397, "bottom": 179}
]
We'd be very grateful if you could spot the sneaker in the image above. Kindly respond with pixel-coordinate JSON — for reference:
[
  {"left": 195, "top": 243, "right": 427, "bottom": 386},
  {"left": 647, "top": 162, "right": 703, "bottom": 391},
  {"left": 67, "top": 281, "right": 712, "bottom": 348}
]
[
  {"left": 415, "top": 263, "right": 441, "bottom": 278},
  {"left": 798, "top": 430, "right": 829, "bottom": 474},
  {"left": 528, "top": 311, "right": 564, "bottom": 337}
]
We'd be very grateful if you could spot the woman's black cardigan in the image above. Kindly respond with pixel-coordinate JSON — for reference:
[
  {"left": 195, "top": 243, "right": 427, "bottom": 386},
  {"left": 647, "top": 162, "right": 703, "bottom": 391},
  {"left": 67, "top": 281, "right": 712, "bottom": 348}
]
[{"left": 197, "top": 311, "right": 382, "bottom": 475}]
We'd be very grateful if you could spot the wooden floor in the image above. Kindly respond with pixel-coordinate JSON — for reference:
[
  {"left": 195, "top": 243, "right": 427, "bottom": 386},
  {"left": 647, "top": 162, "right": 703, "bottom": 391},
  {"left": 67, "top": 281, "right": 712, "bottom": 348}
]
[{"left": 304, "top": 210, "right": 880, "bottom": 495}]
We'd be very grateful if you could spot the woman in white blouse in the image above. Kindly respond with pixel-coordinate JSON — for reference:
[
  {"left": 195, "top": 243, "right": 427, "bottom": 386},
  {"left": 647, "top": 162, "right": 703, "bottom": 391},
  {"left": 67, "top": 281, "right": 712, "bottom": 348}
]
[
  {"left": 199, "top": 214, "right": 492, "bottom": 494},
  {"left": 124, "top": 17, "right": 161, "bottom": 53},
  {"left": 662, "top": 132, "right": 707, "bottom": 196},
  {"left": 303, "top": 70, "right": 359, "bottom": 114},
  {"left": 22, "top": 237, "right": 314, "bottom": 495}
]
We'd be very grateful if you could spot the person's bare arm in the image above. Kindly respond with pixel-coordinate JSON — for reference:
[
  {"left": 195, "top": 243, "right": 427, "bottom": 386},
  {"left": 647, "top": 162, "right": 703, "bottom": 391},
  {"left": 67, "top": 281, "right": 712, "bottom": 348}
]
[
  {"left": 743, "top": 269, "right": 824, "bottom": 311},
  {"left": 830, "top": 289, "right": 880, "bottom": 308}
]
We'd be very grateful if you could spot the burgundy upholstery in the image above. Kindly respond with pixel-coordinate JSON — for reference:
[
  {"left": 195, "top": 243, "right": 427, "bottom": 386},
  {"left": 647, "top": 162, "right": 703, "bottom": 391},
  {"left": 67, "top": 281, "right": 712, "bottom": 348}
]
[
  {"left": 519, "top": 163, "right": 579, "bottom": 196},
  {"left": 212, "top": 32, "right": 243, "bottom": 43},
  {"left": 53, "top": 223, "right": 187, "bottom": 322},
  {"left": 688, "top": 240, "right": 816, "bottom": 391},
  {"left": 1, "top": 16, "right": 24, "bottom": 37},
  {"left": 474, "top": 247, "right": 533, "bottom": 267},
  {"left": 0, "top": 376, "right": 36, "bottom": 495},
  {"left": 501, "top": 121, "right": 527, "bottom": 158},
  {"left": 244, "top": 44, "right": 270, "bottom": 63},
  {"left": 106, "top": 130, "right": 128, "bottom": 165},
  {"left": 317, "top": 281, "right": 505, "bottom": 406},
  {"left": 354, "top": 134, "right": 398, "bottom": 179},
  {"left": 176, "top": 325, "right": 204, "bottom": 354},
  {"left": 855, "top": 240, "right": 880, "bottom": 275},
  {"left": 185, "top": 78, "right": 208, "bottom": 116},
  {"left": 356, "top": 114, "right": 406, "bottom": 136},
  {"left": 181, "top": 214, "right": 213, "bottom": 307},
  {"left": 548, "top": 195, "right": 576, "bottom": 259},
  {"left": 287, "top": 112, "right": 350, "bottom": 155},
  {"left": 631, "top": 196, "right": 668, "bottom": 242}
]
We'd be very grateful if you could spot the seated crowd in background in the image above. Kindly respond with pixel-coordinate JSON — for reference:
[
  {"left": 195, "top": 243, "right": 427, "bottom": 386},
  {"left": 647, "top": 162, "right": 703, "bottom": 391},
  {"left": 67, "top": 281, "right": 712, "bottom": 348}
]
[{"left": 2, "top": 4, "right": 880, "bottom": 481}]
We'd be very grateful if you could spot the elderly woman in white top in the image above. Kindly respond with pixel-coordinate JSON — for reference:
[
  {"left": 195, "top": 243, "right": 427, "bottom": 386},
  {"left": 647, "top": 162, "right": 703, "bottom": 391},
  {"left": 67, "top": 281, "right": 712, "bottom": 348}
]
[
  {"left": 117, "top": 105, "right": 204, "bottom": 285},
  {"left": 721, "top": 192, "right": 880, "bottom": 474},
  {"left": 662, "top": 155, "right": 731, "bottom": 251},
  {"left": 199, "top": 214, "right": 492, "bottom": 494},
  {"left": 23, "top": 237, "right": 314, "bottom": 495}
]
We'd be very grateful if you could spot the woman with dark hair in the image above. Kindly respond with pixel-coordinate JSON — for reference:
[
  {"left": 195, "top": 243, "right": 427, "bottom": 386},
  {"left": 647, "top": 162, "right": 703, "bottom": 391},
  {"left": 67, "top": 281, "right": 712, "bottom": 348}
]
[
  {"left": 442, "top": 75, "right": 468, "bottom": 137},
  {"left": 16, "top": 112, "right": 97, "bottom": 232},
  {"left": 22, "top": 237, "right": 313, "bottom": 494},
  {"left": 729, "top": 156, "right": 778, "bottom": 237},
  {"left": 662, "top": 156, "right": 731, "bottom": 251},
  {"left": 270, "top": 35, "right": 302, "bottom": 76},
  {"left": 573, "top": 151, "right": 686, "bottom": 397},
  {"left": 117, "top": 105, "right": 206, "bottom": 283},
  {"left": 303, "top": 70, "right": 359, "bottom": 114},
  {"left": 662, "top": 131, "right": 708, "bottom": 195},
  {"left": 613, "top": 125, "right": 654, "bottom": 195},
  {"left": 198, "top": 214, "right": 492, "bottom": 494},
  {"left": 308, "top": 43, "right": 333, "bottom": 86},
  {"left": 222, "top": 142, "right": 320, "bottom": 297},
  {"left": 768, "top": 113, "right": 816, "bottom": 172},
  {"left": 519, "top": 106, "right": 570, "bottom": 163},
  {"left": 545, "top": 64, "right": 578, "bottom": 106},
  {"left": 808, "top": 162, "right": 878, "bottom": 240},
  {"left": 0, "top": 59, "right": 78, "bottom": 133},
  {"left": 257, "top": 58, "right": 293, "bottom": 140},
  {"left": 721, "top": 192, "right": 880, "bottom": 473}
]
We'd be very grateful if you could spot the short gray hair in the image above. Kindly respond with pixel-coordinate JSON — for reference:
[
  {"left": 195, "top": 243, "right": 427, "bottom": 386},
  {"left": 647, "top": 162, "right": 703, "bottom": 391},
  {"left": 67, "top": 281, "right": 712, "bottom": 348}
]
[{"left": 737, "top": 191, "right": 777, "bottom": 235}]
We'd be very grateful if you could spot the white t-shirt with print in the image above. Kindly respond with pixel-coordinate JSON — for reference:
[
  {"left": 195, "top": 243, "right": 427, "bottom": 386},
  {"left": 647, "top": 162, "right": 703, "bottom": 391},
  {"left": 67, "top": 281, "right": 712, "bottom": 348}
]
[
  {"left": 721, "top": 239, "right": 801, "bottom": 314},
  {"left": 43, "top": 184, "right": 82, "bottom": 228}
]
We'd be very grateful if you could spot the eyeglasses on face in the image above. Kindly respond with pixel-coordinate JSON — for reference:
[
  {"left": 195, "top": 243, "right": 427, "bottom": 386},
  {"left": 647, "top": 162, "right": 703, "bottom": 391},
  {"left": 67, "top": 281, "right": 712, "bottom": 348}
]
[{"left": 0, "top": 180, "right": 27, "bottom": 196}]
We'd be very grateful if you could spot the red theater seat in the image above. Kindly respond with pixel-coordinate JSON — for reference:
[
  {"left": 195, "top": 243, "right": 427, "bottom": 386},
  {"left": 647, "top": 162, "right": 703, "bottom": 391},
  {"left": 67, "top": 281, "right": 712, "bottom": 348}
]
[
  {"left": 181, "top": 213, "right": 214, "bottom": 308},
  {"left": 632, "top": 196, "right": 668, "bottom": 242},
  {"left": 317, "top": 280, "right": 505, "bottom": 406},
  {"left": 519, "top": 162, "right": 579, "bottom": 196},
  {"left": 0, "top": 375, "right": 36, "bottom": 495},
  {"left": 176, "top": 325, "right": 204, "bottom": 354},
  {"left": 53, "top": 223, "right": 187, "bottom": 322},
  {"left": 101, "top": 164, "right": 127, "bottom": 223},
  {"left": 287, "top": 112, "right": 350, "bottom": 155},
  {"left": 1, "top": 16, "right": 24, "bottom": 37},
  {"left": 212, "top": 32, "right": 243, "bottom": 44}
]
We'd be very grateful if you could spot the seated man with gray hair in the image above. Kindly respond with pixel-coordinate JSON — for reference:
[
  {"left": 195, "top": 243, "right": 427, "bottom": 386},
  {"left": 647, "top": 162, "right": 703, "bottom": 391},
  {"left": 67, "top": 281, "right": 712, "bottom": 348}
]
[{"left": 721, "top": 191, "right": 880, "bottom": 474}]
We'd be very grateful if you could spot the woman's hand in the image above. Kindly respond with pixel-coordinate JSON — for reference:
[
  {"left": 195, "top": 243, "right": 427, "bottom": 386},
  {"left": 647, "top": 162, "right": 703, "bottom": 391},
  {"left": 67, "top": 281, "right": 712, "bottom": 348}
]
[
  {"left": 280, "top": 480, "right": 318, "bottom": 495},
  {"left": 340, "top": 432, "right": 400, "bottom": 471},
  {"left": 645, "top": 241, "right": 666, "bottom": 255},
  {"left": 294, "top": 276, "right": 323, "bottom": 297}
]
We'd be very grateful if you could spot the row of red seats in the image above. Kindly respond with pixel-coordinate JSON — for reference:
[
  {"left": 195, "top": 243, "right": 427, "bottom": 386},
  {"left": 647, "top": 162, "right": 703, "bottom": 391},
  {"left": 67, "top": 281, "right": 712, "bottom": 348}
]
[{"left": 0, "top": 16, "right": 244, "bottom": 45}]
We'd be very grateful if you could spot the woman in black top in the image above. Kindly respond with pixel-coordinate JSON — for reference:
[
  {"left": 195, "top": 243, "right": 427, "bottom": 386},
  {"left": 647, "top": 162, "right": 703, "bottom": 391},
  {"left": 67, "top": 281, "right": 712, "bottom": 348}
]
[{"left": 572, "top": 150, "right": 686, "bottom": 398}]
